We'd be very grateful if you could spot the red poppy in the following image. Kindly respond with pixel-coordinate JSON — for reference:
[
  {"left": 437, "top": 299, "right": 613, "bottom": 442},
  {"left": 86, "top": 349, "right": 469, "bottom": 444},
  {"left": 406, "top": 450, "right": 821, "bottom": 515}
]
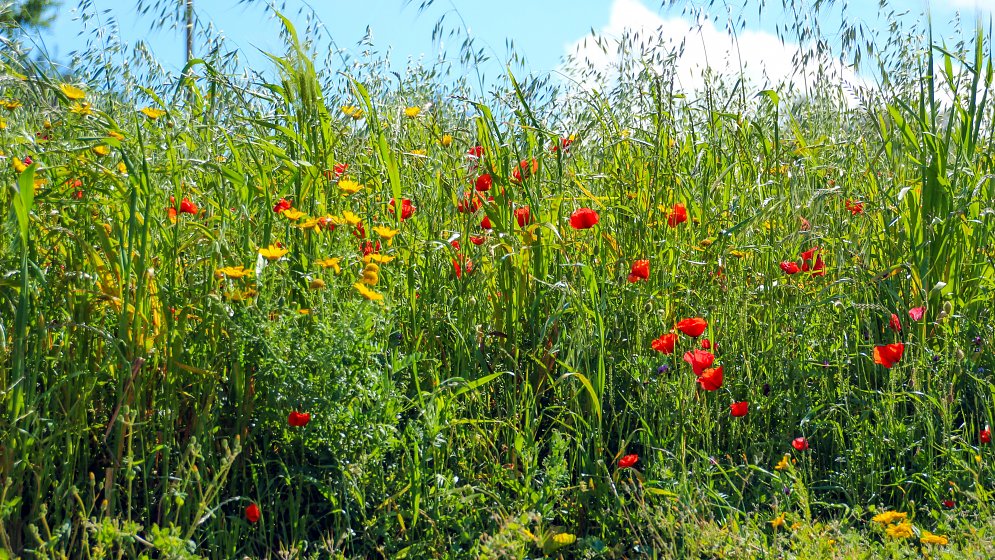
[
  {"left": 942, "top": 499, "right": 955, "bottom": 508},
  {"left": 800, "top": 247, "right": 825, "bottom": 275},
  {"left": 844, "top": 199, "right": 864, "bottom": 215},
  {"left": 288, "top": 411, "right": 311, "bottom": 427},
  {"left": 908, "top": 307, "right": 926, "bottom": 321},
  {"left": 73, "top": 189, "right": 84, "bottom": 199},
  {"left": 179, "top": 198, "right": 198, "bottom": 215},
  {"left": 697, "top": 366, "right": 723, "bottom": 391},
  {"left": 675, "top": 317, "right": 707, "bottom": 338},
  {"left": 569, "top": 207, "right": 599, "bottom": 229},
  {"left": 888, "top": 313, "right": 901, "bottom": 332},
  {"left": 618, "top": 454, "right": 638, "bottom": 469},
  {"left": 481, "top": 215, "right": 493, "bottom": 230},
  {"left": 475, "top": 173, "right": 493, "bottom": 192},
  {"left": 457, "top": 192, "right": 483, "bottom": 213},
  {"left": 317, "top": 216, "right": 336, "bottom": 231},
  {"left": 811, "top": 253, "right": 826, "bottom": 276},
  {"left": 353, "top": 221, "right": 366, "bottom": 239},
  {"left": 23, "top": 156, "right": 33, "bottom": 165},
  {"left": 683, "top": 349, "right": 715, "bottom": 376},
  {"left": 453, "top": 256, "right": 474, "bottom": 278},
  {"left": 627, "top": 259, "right": 650, "bottom": 283},
  {"left": 780, "top": 261, "right": 800, "bottom": 275},
  {"left": 333, "top": 162, "right": 348, "bottom": 177},
  {"left": 700, "top": 338, "right": 711, "bottom": 350},
  {"left": 792, "top": 437, "right": 809, "bottom": 451},
  {"left": 469, "top": 235, "right": 485, "bottom": 245},
  {"left": 511, "top": 158, "right": 538, "bottom": 183},
  {"left": 245, "top": 503, "right": 261, "bottom": 523},
  {"left": 730, "top": 401, "right": 749, "bottom": 417},
  {"left": 273, "top": 198, "right": 292, "bottom": 213},
  {"left": 982, "top": 427, "right": 992, "bottom": 445},
  {"left": 667, "top": 203, "right": 687, "bottom": 227},
  {"left": 389, "top": 198, "right": 416, "bottom": 221},
  {"left": 651, "top": 333, "right": 678, "bottom": 354},
  {"left": 552, "top": 136, "right": 573, "bottom": 152},
  {"left": 360, "top": 240, "right": 381, "bottom": 256},
  {"left": 514, "top": 206, "right": 532, "bottom": 227},
  {"left": 467, "top": 145, "right": 484, "bottom": 158},
  {"left": 873, "top": 343, "right": 905, "bottom": 369}
]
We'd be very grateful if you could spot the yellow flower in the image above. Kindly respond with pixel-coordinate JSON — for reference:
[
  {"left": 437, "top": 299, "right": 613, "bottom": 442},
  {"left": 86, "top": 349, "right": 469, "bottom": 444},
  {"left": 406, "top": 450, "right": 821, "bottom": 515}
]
[
  {"left": 215, "top": 266, "right": 253, "bottom": 279},
  {"left": 309, "top": 278, "right": 326, "bottom": 290},
  {"left": 920, "top": 531, "right": 948, "bottom": 546},
  {"left": 2, "top": 99, "right": 22, "bottom": 111},
  {"left": 404, "top": 106, "right": 421, "bottom": 118},
  {"left": 0, "top": 117, "right": 6, "bottom": 129},
  {"left": 774, "top": 454, "right": 790, "bottom": 471},
  {"left": 258, "top": 244, "right": 289, "bottom": 261},
  {"left": 139, "top": 107, "right": 166, "bottom": 120},
  {"left": 298, "top": 308, "right": 310, "bottom": 315},
  {"left": 551, "top": 533, "right": 576, "bottom": 545},
  {"left": 341, "top": 105, "right": 359, "bottom": 116},
  {"left": 372, "top": 225, "right": 399, "bottom": 243},
  {"left": 226, "top": 288, "right": 257, "bottom": 302},
  {"left": 341, "top": 210, "right": 362, "bottom": 226},
  {"left": 281, "top": 208, "right": 306, "bottom": 221},
  {"left": 408, "top": 148, "right": 427, "bottom": 157},
  {"left": 730, "top": 250, "right": 747, "bottom": 259},
  {"left": 338, "top": 179, "right": 364, "bottom": 195},
  {"left": 117, "top": 161, "right": 128, "bottom": 175},
  {"left": 69, "top": 102, "right": 93, "bottom": 116},
  {"left": 91, "top": 145, "right": 110, "bottom": 157},
  {"left": 12, "top": 158, "right": 28, "bottom": 173},
  {"left": 363, "top": 253, "right": 395, "bottom": 265},
  {"left": 440, "top": 134, "right": 453, "bottom": 147},
  {"left": 59, "top": 84, "right": 86, "bottom": 100},
  {"left": 872, "top": 511, "right": 907, "bottom": 526},
  {"left": 107, "top": 130, "right": 125, "bottom": 141},
  {"left": 353, "top": 282, "right": 383, "bottom": 301},
  {"left": 316, "top": 257, "right": 341, "bottom": 274},
  {"left": 885, "top": 522, "right": 914, "bottom": 539},
  {"left": 297, "top": 218, "right": 322, "bottom": 232},
  {"left": 771, "top": 513, "right": 785, "bottom": 529},
  {"left": 360, "top": 263, "right": 380, "bottom": 285}
]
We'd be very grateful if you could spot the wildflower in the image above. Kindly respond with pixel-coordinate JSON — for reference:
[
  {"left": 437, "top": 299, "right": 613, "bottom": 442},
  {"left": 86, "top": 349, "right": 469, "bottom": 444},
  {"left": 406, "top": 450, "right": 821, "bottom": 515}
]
[
  {"left": 139, "top": 107, "right": 166, "bottom": 120},
  {"left": 683, "top": 349, "right": 715, "bottom": 376},
  {"left": 440, "top": 134, "right": 453, "bottom": 147},
  {"left": 339, "top": 179, "right": 363, "bottom": 195},
  {"left": 800, "top": 247, "right": 825, "bottom": 275},
  {"left": 675, "top": 317, "right": 707, "bottom": 338},
  {"left": 873, "top": 343, "right": 905, "bottom": 369},
  {"left": 12, "top": 157, "right": 28, "bottom": 173},
  {"left": 316, "top": 258, "right": 341, "bottom": 274},
  {"left": 697, "top": 366, "right": 723, "bottom": 391},
  {"left": 364, "top": 254, "right": 395, "bottom": 265},
  {"left": 469, "top": 235, "right": 486, "bottom": 245},
  {"left": 569, "top": 207, "right": 599, "bottom": 229},
  {"left": 404, "top": 106, "right": 421, "bottom": 118},
  {"left": 481, "top": 215, "right": 493, "bottom": 230},
  {"left": 920, "top": 531, "right": 948, "bottom": 545},
  {"left": 353, "top": 281, "right": 384, "bottom": 301},
  {"left": 885, "top": 522, "right": 914, "bottom": 539},
  {"left": 333, "top": 162, "right": 349, "bottom": 178},
  {"left": 309, "top": 278, "right": 326, "bottom": 290},
  {"left": 942, "top": 500, "right": 955, "bottom": 508},
  {"left": 1, "top": 99, "right": 22, "bottom": 111},
  {"left": 551, "top": 533, "right": 576, "bottom": 545},
  {"left": 91, "top": 145, "right": 110, "bottom": 157},
  {"left": 258, "top": 244, "right": 289, "bottom": 261},
  {"left": 117, "top": 161, "right": 128, "bottom": 175},
  {"left": 215, "top": 266, "right": 253, "bottom": 279},
  {"left": 730, "top": 401, "right": 749, "bottom": 417},
  {"left": 844, "top": 199, "right": 864, "bottom": 215},
  {"left": 360, "top": 263, "right": 380, "bottom": 285},
  {"left": 453, "top": 256, "right": 473, "bottom": 278},
  {"left": 245, "top": 503, "right": 261, "bottom": 523},
  {"left": 514, "top": 206, "right": 532, "bottom": 227},
  {"left": 888, "top": 313, "right": 901, "bottom": 332},
  {"left": 628, "top": 259, "right": 650, "bottom": 283},
  {"left": 511, "top": 158, "right": 538, "bottom": 183},
  {"left": 467, "top": 145, "right": 484, "bottom": 159},
  {"left": 981, "top": 426, "right": 992, "bottom": 445},
  {"left": 341, "top": 105, "right": 360, "bottom": 117},
  {"left": 618, "top": 454, "right": 638, "bottom": 469},
  {"left": 475, "top": 173, "right": 493, "bottom": 192},
  {"left": 457, "top": 191, "right": 483, "bottom": 213},
  {"left": 59, "top": 84, "right": 86, "bottom": 100},
  {"left": 107, "top": 130, "right": 125, "bottom": 141},
  {"left": 360, "top": 240, "right": 381, "bottom": 256},
  {"left": 552, "top": 135, "right": 575, "bottom": 153},
  {"left": 667, "top": 203, "right": 688, "bottom": 227},
  {"left": 771, "top": 513, "right": 786, "bottom": 529},
  {"left": 774, "top": 455, "right": 790, "bottom": 470},
  {"left": 780, "top": 261, "right": 800, "bottom": 275},
  {"left": 389, "top": 198, "right": 416, "bottom": 221},
  {"left": 651, "top": 333, "right": 678, "bottom": 354},
  {"left": 909, "top": 306, "right": 926, "bottom": 321},
  {"left": 69, "top": 102, "right": 93, "bottom": 116},
  {"left": 273, "top": 198, "right": 292, "bottom": 213},
  {"left": 288, "top": 411, "right": 311, "bottom": 427},
  {"left": 373, "top": 225, "right": 400, "bottom": 243},
  {"left": 792, "top": 437, "right": 809, "bottom": 451}
]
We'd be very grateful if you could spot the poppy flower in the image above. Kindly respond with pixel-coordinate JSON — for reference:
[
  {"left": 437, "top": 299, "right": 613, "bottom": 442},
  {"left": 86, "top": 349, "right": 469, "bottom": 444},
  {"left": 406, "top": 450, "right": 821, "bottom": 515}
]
[
  {"left": 888, "top": 313, "right": 902, "bottom": 332},
  {"left": 552, "top": 136, "right": 574, "bottom": 152},
  {"left": 697, "top": 366, "right": 723, "bottom": 391},
  {"left": 873, "top": 343, "right": 905, "bottom": 369},
  {"left": 792, "top": 437, "right": 809, "bottom": 451},
  {"left": 800, "top": 247, "right": 825, "bottom": 275},
  {"left": 675, "top": 317, "right": 707, "bottom": 338},
  {"left": 475, "top": 173, "right": 493, "bottom": 192},
  {"left": 273, "top": 198, "right": 292, "bottom": 213},
  {"left": 514, "top": 206, "right": 532, "bottom": 227},
  {"left": 481, "top": 215, "right": 493, "bottom": 230},
  {"left": 908, "top": 307, "right": 926, "bottom": 321},
  {"left": 179, "top": 198, "right": 198, "bottom": 215},
  {"left": 334, "top": 162, "right": 348, "bottom": 177},
  {"left": 667, "top": 203, "right": 688, "bottom": 227},
  {"left": 651, "top": 333, "right": 678, "bottom": 354},
  {"left": 627, "top": 259, "right": 650, "bottom": 283},
  {"left": 453, "top": 256, "right": 474, "bottom": 278},
  {"left": 469, "top": 235, "right": 485, "bottom": 245},
  {"left": 511, "top": 158, "right": 538, "bottom": 183},
  {"left": 360, "top": 240, "right": 381, "bottom": 256},
  {"left": 288, "top": 411, "right": 311, "bottom": 427},
  {"left": 618, "top": 454, "right": 638, "bottom": 469},
  {"left": 730, "top": 401, "right": 749, "bottom": 417},
  {"left": 942, "top": 499, "right": 955, "bottom": 508},
  {"left": 780, "top": 261, "right": 800, "bottom": 275},
  {"left": 569, "top": 207, "right": 599, "bottom": 229},
  {"left": 467, "top": 145, "right": 484, "bottom": 158},
  {"left": 700, "top": 338, "right": 711, "bottom": 350},
  {"left": 353, "top": 221, "right": 366, "bottom": 239},
  {"left": 982, "top": 426, "right": 992, "bottom": 445},
  {"left": 844, "top": 199, "right": 864, "bottom": 215},
  {"left": 457, "top": 191, "right": 482, "bottom": 213},
  {"left": 683, "top": 349, "right": 715, "bottom": 376},
  {"left": 245, "top": 503, "right": 261, "bottom": 523},
  {"left": 389, "top": 198, "right": 416, "bottom": 221}
]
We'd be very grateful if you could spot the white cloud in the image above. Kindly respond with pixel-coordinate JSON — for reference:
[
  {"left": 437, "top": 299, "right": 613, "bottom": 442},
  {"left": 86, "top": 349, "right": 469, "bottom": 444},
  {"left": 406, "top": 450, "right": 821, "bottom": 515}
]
[{"left": 562, "top": 0, "right": 868, "bottom": 103}]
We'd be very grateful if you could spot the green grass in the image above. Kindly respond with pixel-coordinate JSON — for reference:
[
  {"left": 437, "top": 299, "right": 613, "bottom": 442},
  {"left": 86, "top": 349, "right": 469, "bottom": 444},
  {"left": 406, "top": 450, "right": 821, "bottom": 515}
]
[{"left": 1, "top": 1, "right": 995, "bottom": 558}]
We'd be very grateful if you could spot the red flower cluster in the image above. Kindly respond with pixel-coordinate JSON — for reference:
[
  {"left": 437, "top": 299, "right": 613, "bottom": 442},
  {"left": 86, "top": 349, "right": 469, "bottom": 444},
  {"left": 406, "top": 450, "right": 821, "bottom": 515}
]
[
  {"left": 781, "top": 247, "right": 825, "bottom": 276},
  {"left": 844, "top": 199, "right": 864, "bottom": 215}
]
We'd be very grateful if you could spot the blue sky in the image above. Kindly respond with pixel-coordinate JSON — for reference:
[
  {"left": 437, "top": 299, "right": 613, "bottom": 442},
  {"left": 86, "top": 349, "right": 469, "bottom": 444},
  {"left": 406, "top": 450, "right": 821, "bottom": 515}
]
[{"left": 30, "top": 0, "right": 995, "bottom": 89}]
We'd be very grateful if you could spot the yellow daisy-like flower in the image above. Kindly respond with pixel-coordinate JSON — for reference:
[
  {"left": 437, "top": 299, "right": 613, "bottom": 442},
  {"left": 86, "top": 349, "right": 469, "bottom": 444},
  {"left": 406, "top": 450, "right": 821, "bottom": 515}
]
[
  {"left": 920, "top": 531, "right": 948, "bottom": 545},
  {"left": 117, "top": 161, "right": 128, "bottom": 175},
  {"left": 59, "top": 84, "right": 86, "bottom": 100},
  {"left": 316, "top": 257, "right": 341, "bottom": 274},
  {"left": 309, "top": 278, "right": 326, "bottom": 290},
  {"left": 2, "top": 99, "right": 22, "bottom": 111},
  {"left": 440, "top": 134, "right": 453, "bottom": 147},
  {"left": 372, "top": 226, "right": 399, "bottom": 242},
  {"left": 258, "top": 244, "right": 289, "bottom": 261},
  {"left": 91, "top": 145, "right": 110, "bottom": 157},
  {"left": 214, "top": 266, "right": 253, "bottom": 279},
  {"left": 363, "top": 253, "right": 394, "bottom": 265},
  {"left": 281, "top": 208, "right": 307, "bottom": 221},
  {"left": 359, "top": 263, "right": 380, "bottom": 285},
  {"left": 341, "top": 210, "right": 362, "bottom": 226},
  {"left": 297, "top": 218, "right": 321, "bottom": 231},
  {"left": 338, "top": 179, "right": 364, "bottom": 195},
  {"left": 341, "top": 105, "right": 360, "bottom": 117},
  {"left": 872, "top": 511, "right": 907, "bottom": 526},
  {"left": 885, "top": 522, "right": 914, "bottom": 539},
  {"left": 107, "top": 130, "right": 125, "bottom": 141},
  {"left": 353, "top": 282, "right": 384, "bottom": 301},
  {"left": 70, "top": 102, "right": 93, "bottom": 116},
  {"left": 774, "top": 454, "right": 790, "bottom": 471},
  {"left": 139, "top": 107, "right": 166, "bottom": 120},
  {"left": 12, "top": 158, "right": 28, "bottom": 173},
  {"left": 771, "top": 513, "right": 785, "bottom": 529},
  {"left": 404, "top": 106, "right": 421, "bottom": 118},
  {"left": 551, "top": 533, "right": 576, "bottom": 546}
]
